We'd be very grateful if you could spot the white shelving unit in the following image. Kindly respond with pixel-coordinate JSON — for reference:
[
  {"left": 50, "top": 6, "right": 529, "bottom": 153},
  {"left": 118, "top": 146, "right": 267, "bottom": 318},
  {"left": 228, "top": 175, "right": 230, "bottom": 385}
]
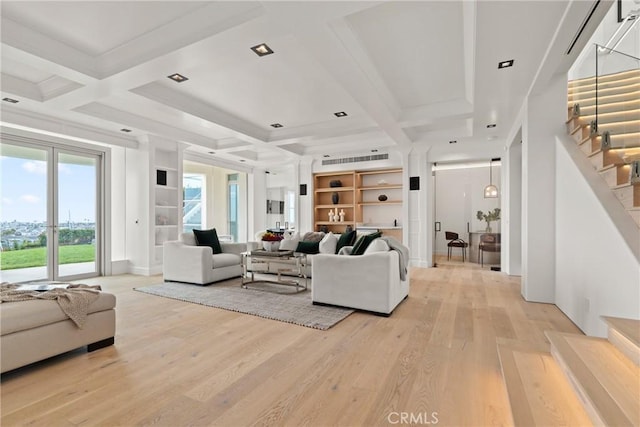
[{"left": 153, "top": 147, "right": 182, "bottom": 264}]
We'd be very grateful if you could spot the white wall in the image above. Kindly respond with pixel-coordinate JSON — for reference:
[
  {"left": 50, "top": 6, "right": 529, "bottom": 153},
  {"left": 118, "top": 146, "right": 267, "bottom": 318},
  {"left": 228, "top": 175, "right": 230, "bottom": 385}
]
[
  {"left": 569, "top": 0, "right": 640, "bottom": 80},
  {"left": 556, "top": 141, "right": 640, "bottom": 337}
]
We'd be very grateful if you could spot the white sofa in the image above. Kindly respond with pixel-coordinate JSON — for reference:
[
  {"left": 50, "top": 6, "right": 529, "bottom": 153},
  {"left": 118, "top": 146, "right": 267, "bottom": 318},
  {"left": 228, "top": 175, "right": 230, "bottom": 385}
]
[
  {"left": 163, "top": 233, "right": 247, "bottom": 285},
  {"left": 311, "top": 248, "right": 409, "bottom": 316}
]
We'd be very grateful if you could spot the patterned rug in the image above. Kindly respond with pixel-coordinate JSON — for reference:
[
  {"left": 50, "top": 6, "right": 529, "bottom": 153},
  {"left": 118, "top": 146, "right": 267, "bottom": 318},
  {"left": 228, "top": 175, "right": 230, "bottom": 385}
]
[{"left": 134, "top": 278, "right": 354, "bottom": 330}]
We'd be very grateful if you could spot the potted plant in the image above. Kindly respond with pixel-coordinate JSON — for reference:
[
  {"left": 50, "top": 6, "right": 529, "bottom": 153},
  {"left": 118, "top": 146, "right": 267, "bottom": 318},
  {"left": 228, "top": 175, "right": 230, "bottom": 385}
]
[
  {"left": 476, "top": 208, "right": 501, "bottom": 233},
  {"left": 261, "top": 231, "right": 283, "bottom": 252}
]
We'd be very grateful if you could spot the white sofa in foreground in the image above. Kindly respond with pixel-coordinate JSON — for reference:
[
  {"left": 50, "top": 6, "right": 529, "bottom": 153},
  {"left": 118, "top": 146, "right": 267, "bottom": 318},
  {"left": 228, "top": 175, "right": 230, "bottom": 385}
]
[
  {"left": 311, "top": 248, "right": 409, "bottom": 316},
  {"left": 163, "top": 232, "right": 246, "bottom": 285}
]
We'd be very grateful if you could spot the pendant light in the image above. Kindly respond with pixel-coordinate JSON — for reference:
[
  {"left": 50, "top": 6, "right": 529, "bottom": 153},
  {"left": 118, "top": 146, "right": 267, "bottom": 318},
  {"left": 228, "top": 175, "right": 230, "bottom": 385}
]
[{"left": 484, "top": 159, "right": 498, "bottom": 198}]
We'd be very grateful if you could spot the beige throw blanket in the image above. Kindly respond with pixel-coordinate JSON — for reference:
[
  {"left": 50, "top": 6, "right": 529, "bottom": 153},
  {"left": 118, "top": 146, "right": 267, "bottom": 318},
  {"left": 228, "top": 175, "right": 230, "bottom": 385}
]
[{"left": 0, "top": 282, "right": 102, "bottom": 328}]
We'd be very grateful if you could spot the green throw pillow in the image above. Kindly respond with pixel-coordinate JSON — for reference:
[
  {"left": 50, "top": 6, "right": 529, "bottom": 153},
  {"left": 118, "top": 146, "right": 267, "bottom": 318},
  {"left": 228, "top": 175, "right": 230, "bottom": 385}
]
[
  {"left": 193, "top": 228, "right": 223, "bottom": 254},
  {"left": 335, "top": 230, "right": 357, "bottom": 254},
  {"left": 351, "top": 231, "right": 382, "bottom": 256},
  {"left": 295, "top": 241, "right": 320, "bottom": 254}
]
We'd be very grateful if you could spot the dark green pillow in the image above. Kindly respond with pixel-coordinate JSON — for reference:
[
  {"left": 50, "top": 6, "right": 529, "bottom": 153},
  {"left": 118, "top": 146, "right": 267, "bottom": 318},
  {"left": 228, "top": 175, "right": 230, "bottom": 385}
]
[
  {"left": 335, "top": 230, "right": 357, "bottom": 254},
  {"left": 295, "top": 241, "right": 320, "bottom": 254},
  {"left": 351, "top": 231, "right": 382, "bottom": 256},
  {"left": 193, "top": 228, "right": 223, "bottom": 254}
]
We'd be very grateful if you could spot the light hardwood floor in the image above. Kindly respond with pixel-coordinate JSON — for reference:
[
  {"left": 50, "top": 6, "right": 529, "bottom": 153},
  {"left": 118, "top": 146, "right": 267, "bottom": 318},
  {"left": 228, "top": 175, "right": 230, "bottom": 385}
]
[{"left": 1, "top": 258, "right": 583, "bottom": 426}]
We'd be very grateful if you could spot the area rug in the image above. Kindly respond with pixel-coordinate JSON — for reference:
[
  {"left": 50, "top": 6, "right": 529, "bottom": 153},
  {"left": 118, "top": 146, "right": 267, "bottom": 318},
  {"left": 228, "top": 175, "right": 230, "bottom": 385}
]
[{"left": 134, "top": 279, "right": 354, "bottom": 330}]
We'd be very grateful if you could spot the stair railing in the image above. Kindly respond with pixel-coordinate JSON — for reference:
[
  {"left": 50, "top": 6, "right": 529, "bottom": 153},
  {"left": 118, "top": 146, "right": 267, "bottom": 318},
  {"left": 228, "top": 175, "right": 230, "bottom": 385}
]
[{"left": 594, "top": 44, "right": 639, "bottom": 166}]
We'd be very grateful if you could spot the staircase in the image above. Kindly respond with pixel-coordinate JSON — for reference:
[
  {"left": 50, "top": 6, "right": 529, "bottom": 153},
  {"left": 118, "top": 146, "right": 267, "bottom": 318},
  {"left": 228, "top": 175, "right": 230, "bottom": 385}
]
[
  {"left": 566, "top": 68, "right": 640, "bottom": 227},
  {"left": 498, "top": 316, "right": 640, "bottom": 426}
]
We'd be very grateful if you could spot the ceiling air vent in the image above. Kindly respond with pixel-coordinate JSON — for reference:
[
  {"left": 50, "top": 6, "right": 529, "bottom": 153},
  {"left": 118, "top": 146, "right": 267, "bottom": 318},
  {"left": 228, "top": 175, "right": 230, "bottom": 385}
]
[{"left": 322, "top": 153, "right": 389, "bottom": 166}]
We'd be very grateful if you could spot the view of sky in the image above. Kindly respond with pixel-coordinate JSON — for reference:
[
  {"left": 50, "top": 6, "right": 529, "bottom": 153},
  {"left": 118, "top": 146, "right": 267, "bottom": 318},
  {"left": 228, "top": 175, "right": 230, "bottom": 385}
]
[{"left": 0, "top": 155, "right": 96, "bottom": 223}]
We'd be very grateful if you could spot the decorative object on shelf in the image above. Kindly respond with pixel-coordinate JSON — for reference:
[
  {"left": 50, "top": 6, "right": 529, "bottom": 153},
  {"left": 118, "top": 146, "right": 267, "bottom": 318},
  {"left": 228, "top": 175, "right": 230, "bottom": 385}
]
[
  {"left": 339, "top": 209, "right": 345, "bottom": 222},
  {"left": 345, "top": 225, "right": 353, "bottom": 232},
  {"left": 378, "top": 194, "right": 388, "bottom": 202},
  {"left": 331, "top": 192, "right": 340, "bottom": 204},
  {"left": 261, "top": 231, "right": 283, "bottom": 252},
  {"left": 377, "top": 179, "right": 387, "bottom": 185},
  {"left": 320, "top": 225, "right": 329, "bottom": 233},
  {"left": 476, "top": 208, "right": 501, "bottom": 232},
  {"left": 156, "top": 214, "right": 169, "bottom": 225},
  {"left": 483, "top": 158, "right": 499, "bottom": 198},
  {"left": 156, "top": 169, "right": 167, "bottom": 186},
  {"left": 328, "top": 209, "right": 335, "bottom": 222},
  {"left": 329, "top": 180, "right": 342, "bottom": 187}
]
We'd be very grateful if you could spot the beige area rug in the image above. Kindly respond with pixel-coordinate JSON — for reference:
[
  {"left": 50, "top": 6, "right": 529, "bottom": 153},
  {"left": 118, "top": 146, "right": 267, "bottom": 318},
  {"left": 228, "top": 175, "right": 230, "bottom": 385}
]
[{"left": 134, "top": 278, "right": 354, "bottom": 330}]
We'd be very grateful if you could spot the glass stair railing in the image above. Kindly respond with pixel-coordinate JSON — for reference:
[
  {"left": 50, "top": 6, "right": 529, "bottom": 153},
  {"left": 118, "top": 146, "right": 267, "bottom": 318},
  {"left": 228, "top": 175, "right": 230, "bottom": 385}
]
[{"left": 567, "top": 44, "right": 640, "bottom": 225}]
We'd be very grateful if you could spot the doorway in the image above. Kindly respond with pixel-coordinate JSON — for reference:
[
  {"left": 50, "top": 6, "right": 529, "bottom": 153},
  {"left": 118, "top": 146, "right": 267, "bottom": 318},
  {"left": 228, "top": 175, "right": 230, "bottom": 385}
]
[
  {"left": 432, "top": 160, "right": 502, "bottom": 266},
  {"left": 0, "top": 139, "right": 103, "bottom": 283}
]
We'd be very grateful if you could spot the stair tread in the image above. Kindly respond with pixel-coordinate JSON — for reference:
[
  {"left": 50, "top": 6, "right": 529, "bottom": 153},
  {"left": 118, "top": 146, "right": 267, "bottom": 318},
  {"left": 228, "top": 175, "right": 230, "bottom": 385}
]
[
  {"left": 569, "top": 69, "right": 640, "bottom": 86},
  {"left": 612, "top": 182, "right": 640, "bottom": 190},
  {"left": 497, "top": 345, "right": 593, "bottom": 427},
  {"left": 546, "top": 332, "right": 640, "bottom": 427},
  {"left": 602, "top": 317, "right": 640, "bottom": 349}
]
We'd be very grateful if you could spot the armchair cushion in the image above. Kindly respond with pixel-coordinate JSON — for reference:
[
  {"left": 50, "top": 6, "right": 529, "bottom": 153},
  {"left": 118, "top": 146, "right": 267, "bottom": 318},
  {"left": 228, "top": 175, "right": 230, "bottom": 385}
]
[{"left": 193, "top": 228, "right": 223, "bottom": 254}]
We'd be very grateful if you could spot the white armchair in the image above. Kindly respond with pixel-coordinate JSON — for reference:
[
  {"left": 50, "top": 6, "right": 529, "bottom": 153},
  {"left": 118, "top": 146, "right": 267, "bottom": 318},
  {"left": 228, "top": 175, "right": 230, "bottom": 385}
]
[
  {"left": 311, "top": 250, "right": 409, "bottom": 315},
  {"left": 163, "top": 232, "right": 247, "bottom": 285}
]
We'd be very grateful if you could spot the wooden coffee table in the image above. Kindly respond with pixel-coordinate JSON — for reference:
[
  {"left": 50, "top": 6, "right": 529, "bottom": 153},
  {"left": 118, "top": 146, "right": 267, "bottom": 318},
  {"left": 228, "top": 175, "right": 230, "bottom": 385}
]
[{"left": 241, "top": 250, "right": 308, "bottom": 292}]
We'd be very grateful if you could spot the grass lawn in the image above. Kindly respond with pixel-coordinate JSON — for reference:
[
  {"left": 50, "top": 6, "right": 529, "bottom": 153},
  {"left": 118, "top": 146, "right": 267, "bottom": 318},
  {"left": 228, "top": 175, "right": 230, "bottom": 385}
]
[{"left": 0, "top": 245, "right": 95, "bottom": 270}]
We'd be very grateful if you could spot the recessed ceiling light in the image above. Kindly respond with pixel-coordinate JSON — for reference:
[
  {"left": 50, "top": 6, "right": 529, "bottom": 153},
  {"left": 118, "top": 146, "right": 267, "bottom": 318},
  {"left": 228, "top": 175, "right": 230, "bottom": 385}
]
[
  {"left": 2, "top": 97, "right": 19, "bottom": 103},
  {"left": 251, "top": 43, "right": 274, "bottom": 57},
  {"left": 487, "top": 124, "right": 497, "bottom": 128},
  {"left": 334, "top": 112, "right": 348, "bottom": 117},
  {"left": 498, "top": 59, "right": 514, "bottom": 69},
  {"left": 270, "top": 123, "right": 283, "bottom": 128},
  {"left": 120, "top": 128, "right": 132, "bottom": 133},
  {"left": 167, "top": 73, "right": 188, "bottom": 83},
  {"left": 323, "top": 155, "right": 330, "bottom": 158},
  {"left": 371, "top": 149, "right": 378, "bottom": 152},
  {"left": 239, "top": 159, "right": 246, "bottom": 162},
  {"left": 449, "top": 140, "right": 457, "bottom": 144},
  {"left": 208, "top": 151, "right": 215, "bottom": 154}
]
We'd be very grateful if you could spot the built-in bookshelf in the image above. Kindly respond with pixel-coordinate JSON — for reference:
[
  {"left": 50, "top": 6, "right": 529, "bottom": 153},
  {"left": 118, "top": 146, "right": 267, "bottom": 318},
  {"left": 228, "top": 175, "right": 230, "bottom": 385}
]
[
  {"left": 313, "top": 168, "right": 403, "bottom": 239},
  {"left": 313, "top": 171, "right": 356, "bottom": 233}
]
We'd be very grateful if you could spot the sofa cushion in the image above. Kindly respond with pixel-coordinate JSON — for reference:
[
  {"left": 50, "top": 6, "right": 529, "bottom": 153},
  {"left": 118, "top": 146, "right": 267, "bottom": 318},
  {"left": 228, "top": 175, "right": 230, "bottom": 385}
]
[
  {"left": 211, "top": 253, "right": 242, "bottom": 269},
  {"left": 319, "top": 232, "right": 338, "bottom": 254},
  {"left": 1, "top": 292, "right": 116, "bottom": 336},
  {"left": 193, "top": 228, "right": 223, "bottom": 254},
  {"left": 335, "top": 230, "right": 357, "bottom": 254},
  {"left": 295, "top": 241, "right": 320, "bottom": 254},
  {"left": 302, "top": 231, "right": 325, "bottom": 242},
  {"left": 279, "top": 232, "right": 301, "bottom": 251},
  {"left": 351, "top": 231, "right": 382, "bottom": 255},
  {"left": 180, "top": 232, "right": 197, "bottom": 246},
  {"left": 364, "top": 238, "right": 390, "bottom": 254}
]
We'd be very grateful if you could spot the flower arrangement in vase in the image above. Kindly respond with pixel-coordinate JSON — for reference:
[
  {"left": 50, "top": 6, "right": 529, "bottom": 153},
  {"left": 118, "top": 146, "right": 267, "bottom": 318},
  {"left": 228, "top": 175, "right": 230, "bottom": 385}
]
[
  {"left": 261, "top": 231, "right": 283, "bottom": 251},
  {"left": 476, "top": 208, "right": 501, "bottom": 233}
]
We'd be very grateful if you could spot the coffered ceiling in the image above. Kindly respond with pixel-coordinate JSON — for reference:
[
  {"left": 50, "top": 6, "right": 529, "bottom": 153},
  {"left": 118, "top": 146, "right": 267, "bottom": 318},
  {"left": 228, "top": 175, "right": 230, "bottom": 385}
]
[{"left": 0, "top": 1, "right": 605, "bottom": 167}]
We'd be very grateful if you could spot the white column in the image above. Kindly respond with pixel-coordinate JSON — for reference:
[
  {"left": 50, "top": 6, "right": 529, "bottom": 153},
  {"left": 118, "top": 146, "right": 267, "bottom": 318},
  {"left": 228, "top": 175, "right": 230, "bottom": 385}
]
[{"left": 521, "top": 73, "right": 567, "bottom": 302}]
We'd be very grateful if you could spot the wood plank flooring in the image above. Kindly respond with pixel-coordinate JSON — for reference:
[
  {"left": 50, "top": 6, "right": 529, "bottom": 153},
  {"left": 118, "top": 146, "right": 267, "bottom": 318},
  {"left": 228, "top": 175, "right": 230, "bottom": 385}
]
[{"left": 1, "top": 258, "right": 584, "bottom": 426}]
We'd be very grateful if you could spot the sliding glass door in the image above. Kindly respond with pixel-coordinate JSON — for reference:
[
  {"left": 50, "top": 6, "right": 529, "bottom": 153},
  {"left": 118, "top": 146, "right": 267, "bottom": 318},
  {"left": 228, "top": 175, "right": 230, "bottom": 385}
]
[{"left": 0, "top": 139, "right": 102, "bottom": 283}]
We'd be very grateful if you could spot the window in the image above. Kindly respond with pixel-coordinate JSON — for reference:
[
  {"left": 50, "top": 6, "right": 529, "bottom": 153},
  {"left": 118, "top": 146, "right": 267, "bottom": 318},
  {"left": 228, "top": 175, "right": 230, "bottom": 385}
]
[{"left": 183, "top": 174, "right": 204, "bottom": 233}]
